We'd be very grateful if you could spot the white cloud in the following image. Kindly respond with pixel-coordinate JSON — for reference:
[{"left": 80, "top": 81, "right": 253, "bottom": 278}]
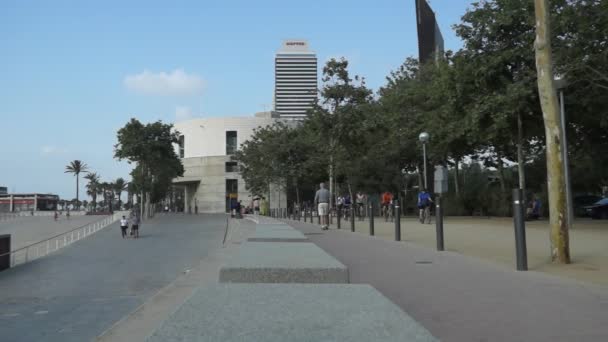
[
  {"left": 41, "top": 145, "right": 68, "bottom": 156},
  {"left": 175, "top": 106, "right": 194, "bottom": 122},
  {"left": 124, "top": 69, "right": 204, "bottom": 96}
]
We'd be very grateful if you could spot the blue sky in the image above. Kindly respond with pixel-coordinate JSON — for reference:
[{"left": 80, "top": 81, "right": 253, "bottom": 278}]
[{"left": 0, "top": 0, "right": 473, "bottom": 200}]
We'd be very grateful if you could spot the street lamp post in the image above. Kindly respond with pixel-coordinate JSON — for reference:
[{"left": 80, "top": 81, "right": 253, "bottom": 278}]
[{"left": 419, "top": 132, "right": 430, "bottom": 189}]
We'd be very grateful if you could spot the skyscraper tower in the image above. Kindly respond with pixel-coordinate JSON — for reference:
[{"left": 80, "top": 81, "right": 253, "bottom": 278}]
[
  {"left": 415, "top": 0, "right": 444, "bottom": 64},
  {"left": 274, "top": 40, "right": 318, "bottom": 120}
]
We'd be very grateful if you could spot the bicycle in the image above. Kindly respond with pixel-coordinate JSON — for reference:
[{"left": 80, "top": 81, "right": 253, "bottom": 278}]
[
  {"left": 382, "top": 203, "right": 394, "bottom": 222},
  {"left": 343, "top": 206, "right": 351, "bottom": 221},
  {"left": 419, "top": 205, "right": 432, "bottom": 224},
  {"left": 357, "top": 203, "right": 365, "bottom": 221}
]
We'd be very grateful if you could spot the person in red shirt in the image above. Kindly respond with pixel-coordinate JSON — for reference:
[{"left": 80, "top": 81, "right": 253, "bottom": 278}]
[{"left": 381, "top": 191, "right": 393, "bottom": 207}]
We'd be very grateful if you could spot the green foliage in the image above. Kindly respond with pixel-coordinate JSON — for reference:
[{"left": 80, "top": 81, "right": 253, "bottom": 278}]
[
  {"left": 236, "top": 0, "right": 608, "bottom": 214},
  {"left": 114, "top": 118, "right": 184, "bottom": 204},
  {"left": 65, "top": 159, "right": 89, "bottom": 203}
]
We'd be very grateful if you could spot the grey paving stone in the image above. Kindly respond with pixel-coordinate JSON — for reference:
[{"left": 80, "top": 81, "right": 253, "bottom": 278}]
[
  {"left": 219, "top": 242, "right": 349, "bottom": 283},
  {"left": 147, "top": 284, "right": 438, "bottom": 342}
]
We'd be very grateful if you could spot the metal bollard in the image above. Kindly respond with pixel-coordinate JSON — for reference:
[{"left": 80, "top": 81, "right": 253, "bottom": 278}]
[
  {"left": 512, "top": 189, "right": 528, "bottom": 271},
  {"left": 350, "top": 206, "right": 355, "bottom": 232},
  {"left": 369, "top": 203, "right": 374, "bottom": 236},
  {"left": 394, "top": 200, "right": 401, "bottom": 241},
  {"left": 435, "top": 195, "right": 444, "bottom": 251}
]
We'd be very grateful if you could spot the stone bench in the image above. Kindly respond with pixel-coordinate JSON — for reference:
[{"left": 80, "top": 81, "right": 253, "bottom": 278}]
[
  {"left": 219, "top": 242, "right": 349, "bottom": 283},
  {"left": 147, "top": 283, "right": 437, "bottom": 342},
  {"left": 247, "top": 224, "right": 308, "bottom": 242}
]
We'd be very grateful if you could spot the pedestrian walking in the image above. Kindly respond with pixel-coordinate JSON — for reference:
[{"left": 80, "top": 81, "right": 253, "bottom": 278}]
[
  {"left": 120, "top": 216, "right": 129, "bottom": 238},
  {"left": 131, "top": 215, "right": 140, "bottom": 238},
  {"left": 314, "top": 182, "right": 330, "bottom": 230},
  {"left": 253, "top": 197, "right": 260, "bottom": 216}
]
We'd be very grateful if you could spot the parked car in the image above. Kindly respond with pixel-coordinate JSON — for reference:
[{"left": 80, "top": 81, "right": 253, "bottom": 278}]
[
  {"left": 585, "top": 198, "right": 608, "bottom": 220},
  {"left": 574, "top": 195, "right": 603, "bottom": 217}
]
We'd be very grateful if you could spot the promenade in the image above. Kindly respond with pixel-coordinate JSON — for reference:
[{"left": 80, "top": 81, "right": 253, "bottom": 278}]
[
  {"left": 318, "top": 214, "right": 608, "bottom": 286},
  {"left": 284, "top": 217, "right": 608, "bottom": 342},
  {"left": 0, "top": 214, "right": 227, "bottom": 342},
  {"left": 0, "top": 215, "right": 103, "bottom": 250}
]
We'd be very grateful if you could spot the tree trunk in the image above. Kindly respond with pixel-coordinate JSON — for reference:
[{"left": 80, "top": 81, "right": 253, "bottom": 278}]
[
  {"left": 534, "top": 0, "right": 570, "bottom": 263},
  {"left": 454, "top": 158, "right": 460, "bottom": 196},
  {"left": 496, "top": 156, "right": 507, "bottom": 216},
  {"left": 517, "top": 111, "right": 527, "bottom": 197},
  {"left": 295, "top": 179, "right": 300, "bottom": 207},
  {"left": 329, "top": 156, "right": 334, "bottom": 210},
  {"left": 76, "top": 174, "right": 79, "bottom": 205}
]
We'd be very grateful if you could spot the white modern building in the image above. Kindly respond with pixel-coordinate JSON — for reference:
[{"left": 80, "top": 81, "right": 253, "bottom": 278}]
[
  {"left": 274, "top": 40, "right": 318, "bottom": 120},
  {"left": 172, "top": 113, "right": 287, "bottom": 213}
]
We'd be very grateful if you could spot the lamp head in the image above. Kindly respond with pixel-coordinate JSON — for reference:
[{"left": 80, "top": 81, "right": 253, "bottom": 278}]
[{"left": 419, "top": 132, "right": 430, "bottom": 143}]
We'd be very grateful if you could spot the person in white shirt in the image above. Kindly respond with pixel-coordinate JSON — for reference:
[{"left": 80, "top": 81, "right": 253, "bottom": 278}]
[{"left": 120, "top": 216, "right": 129, "bottom": 238}]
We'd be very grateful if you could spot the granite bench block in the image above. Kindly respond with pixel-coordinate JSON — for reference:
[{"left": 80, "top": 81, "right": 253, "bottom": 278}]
[
  {"left": 147, "top": 284, "right": 438, "bottom": 342},
  {"left": 219, "top": 242, "right": 349, "bottom": 283}
]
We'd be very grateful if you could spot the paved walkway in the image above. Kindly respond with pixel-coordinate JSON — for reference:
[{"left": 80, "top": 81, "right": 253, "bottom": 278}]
[
  {"left": 284, "top": 218, "right": 608, "bottom": 342},
  {"left": 0, "top": 215, "right": 103, "bottom": 250},
  {"left": 0, "top": 214, "right": 227, "bottom": 342},
  {"left": 316, "top": 215, "right": 608, "bottom": 286}
]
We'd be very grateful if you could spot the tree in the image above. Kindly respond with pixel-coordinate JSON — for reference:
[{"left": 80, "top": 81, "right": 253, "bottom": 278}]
[
  {"left": 306, "top": 58, "right": 374, "bottom": 202},
  {"left": 84, "top": 172, "right": 100, "bottom": 212},
  {"left": 64, "top": 160, "right": 89, "bottom": 205},
  {"left": 534, "top": 0, "right": 570, "bottom": 263},
  {"left": 113, "top": 178, "right": 128, "bottom": 208},
  {"left": 115, "top": 119, "right": 184, "bottom": 218}
]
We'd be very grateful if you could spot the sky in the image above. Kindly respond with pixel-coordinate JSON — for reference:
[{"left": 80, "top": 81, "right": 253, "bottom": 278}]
[{"left": 0, "top": 0, "right": 474, "bottom": 200}]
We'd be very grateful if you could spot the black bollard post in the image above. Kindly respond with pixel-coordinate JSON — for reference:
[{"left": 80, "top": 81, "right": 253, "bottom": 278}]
[
  {"left": 369, "top": 203, "right": 375, "bottom": 236},
  {"left": 512, "top": 189, "right": 528, "bottom": 271},
  {"left": 337, "top": 207, "right": 341, "bottom": 229},
  {"left": 350, "top": 206, "right": 355, "bottom": 232},
  {"left": 394, "top": 200, "right": 401, "bottom": 241},
  {"left": 435, "top": 195, "right": 444, "bottom": 251},
  {"left": 298, "top": 208, "right": 301, "bottom": 221}
]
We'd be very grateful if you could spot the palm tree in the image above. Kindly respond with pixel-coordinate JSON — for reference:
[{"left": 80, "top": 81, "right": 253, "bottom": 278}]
[
  {"left": 65, "top": 160, "right": 89, "bottom": 205},
  {"left": 113, "top": 178, "right": 128, "bottom": 209},
  {"left": 84, "top": 172, "right": 100, "bottom": 211}
]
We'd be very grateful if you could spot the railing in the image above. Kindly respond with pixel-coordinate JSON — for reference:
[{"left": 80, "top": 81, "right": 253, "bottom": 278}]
[
  {"left": 0, "top": 211, "right": 127, "bottom": 268},
  {"left": 0, "top": 210, "right": 87, "bottom": 223}
]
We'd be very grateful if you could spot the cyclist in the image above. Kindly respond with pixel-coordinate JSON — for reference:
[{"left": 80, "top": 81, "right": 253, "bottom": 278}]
[
  {"left": 336, "top": 195, "right": 344, "bottom": 216},
  {"left": 343, "top": 194, "right": 352, "bottom": 220},
  {"left": 381, "top": 191, "right": 394, "bottom": 221},
  {"left": 417, "top": 188, "right": 433, "bottom": 224},
  {"left": 356, "top": 191, "right": 366, "bottom": 221}
]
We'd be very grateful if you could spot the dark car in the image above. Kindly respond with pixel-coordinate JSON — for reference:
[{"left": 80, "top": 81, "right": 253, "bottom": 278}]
[
  {"left": 574, "top": 195, "right": 603, "bottom": 217},
  {"left": 585, "top": 198, "right": 608, "bottom": 220}
]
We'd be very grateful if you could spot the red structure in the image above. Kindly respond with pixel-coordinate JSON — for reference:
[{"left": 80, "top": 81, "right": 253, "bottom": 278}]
[{"left": 0, "top": 193, "right": 59, "bottom": 213}]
